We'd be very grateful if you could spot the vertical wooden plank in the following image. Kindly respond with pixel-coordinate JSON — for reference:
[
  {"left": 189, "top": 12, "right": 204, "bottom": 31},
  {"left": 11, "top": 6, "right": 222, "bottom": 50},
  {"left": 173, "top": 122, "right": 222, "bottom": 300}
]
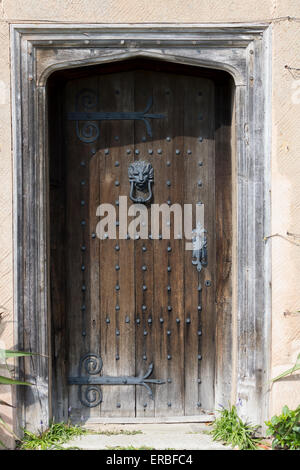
[
  {"left": 98, "top": 72, "right": 135, "bottom": 417},
  {"left": 158, "top": 72, "right": 185, "bottom": 416},
  {"left": 65, "top": 77, "right": 97, "bottom": 422},
  {"left": 183, "top": 76, "right": 215, "bottom": 414},
  {"left": 214, "top": 80, "right": 233, "bottom": 408},
  {"left": 134, "top": 70, "right": 155, "bottom": 417},
  {"left": 49, "top": 80, "right": 68, "bottom": 422}
]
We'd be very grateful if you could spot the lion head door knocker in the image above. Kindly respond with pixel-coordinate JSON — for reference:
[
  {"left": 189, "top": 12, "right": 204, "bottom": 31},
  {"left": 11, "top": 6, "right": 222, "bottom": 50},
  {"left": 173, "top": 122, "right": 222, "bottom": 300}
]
[{"left": 128, "top": 161, "right": 154, "bottom": 204}]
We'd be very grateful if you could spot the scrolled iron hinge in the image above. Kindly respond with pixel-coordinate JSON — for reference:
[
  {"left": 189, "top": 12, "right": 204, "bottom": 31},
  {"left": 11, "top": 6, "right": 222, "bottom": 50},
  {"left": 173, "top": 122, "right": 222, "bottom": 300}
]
[{"left": 68, "top": 353, "right": 165, "bottom": 407}]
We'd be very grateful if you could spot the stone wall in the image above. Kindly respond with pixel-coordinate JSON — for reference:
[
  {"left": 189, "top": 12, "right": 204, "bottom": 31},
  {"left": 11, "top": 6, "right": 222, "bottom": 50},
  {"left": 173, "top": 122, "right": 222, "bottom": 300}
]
[{"left": 0, "top": 0, "right": 300, "bottom": 447}]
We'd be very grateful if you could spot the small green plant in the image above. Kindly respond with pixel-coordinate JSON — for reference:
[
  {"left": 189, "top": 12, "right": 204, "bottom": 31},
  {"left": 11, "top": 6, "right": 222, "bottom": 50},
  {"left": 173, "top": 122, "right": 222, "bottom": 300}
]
[
  {"left": 271, "top": 353, "right": 300, "bottom": 382},
  {"left": 210, "top": 404, "right": 260, "bottom": 450},
  {"left": 18, "top": 422, "right": 87, "bottom": 450},
  {"left": 265, "top": 405, "right": 300, "bottom": 450},
  {"left": 0, "top": 348, "right": 34, "bottom": 447}
]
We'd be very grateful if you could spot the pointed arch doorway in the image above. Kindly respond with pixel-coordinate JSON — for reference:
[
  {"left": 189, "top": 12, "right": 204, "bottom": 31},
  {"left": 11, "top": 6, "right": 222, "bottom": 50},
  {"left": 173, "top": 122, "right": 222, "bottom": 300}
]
[{"left": 48, "top": 59, "right": 233, "bottom": 423}]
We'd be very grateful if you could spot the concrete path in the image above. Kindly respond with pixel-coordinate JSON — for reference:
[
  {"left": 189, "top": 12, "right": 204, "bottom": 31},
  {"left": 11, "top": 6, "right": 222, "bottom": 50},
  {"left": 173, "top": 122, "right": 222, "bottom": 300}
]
[{"left": 63, "top": 423, "right": 230, "bottom": 450}]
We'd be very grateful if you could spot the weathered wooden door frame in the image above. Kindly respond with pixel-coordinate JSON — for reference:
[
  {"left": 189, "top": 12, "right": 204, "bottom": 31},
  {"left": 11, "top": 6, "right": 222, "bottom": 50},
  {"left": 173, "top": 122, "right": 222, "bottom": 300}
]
[{"left": 11, "top": 23, "right": 272, "bottom": 432}]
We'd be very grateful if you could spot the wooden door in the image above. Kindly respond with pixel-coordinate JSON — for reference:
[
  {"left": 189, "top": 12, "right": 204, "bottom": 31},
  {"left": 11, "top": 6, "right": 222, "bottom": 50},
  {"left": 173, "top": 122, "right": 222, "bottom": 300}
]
[{"left": 54, "top": 64, "right": 215, "bottom": 421}]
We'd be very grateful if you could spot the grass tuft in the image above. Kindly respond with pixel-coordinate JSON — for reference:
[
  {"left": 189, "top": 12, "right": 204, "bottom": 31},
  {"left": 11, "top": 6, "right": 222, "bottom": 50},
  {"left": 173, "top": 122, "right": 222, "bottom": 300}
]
[
  {"left": 18, "top": 422, "right": 87, "bottom": 450},
  {"left": 210, "top": 405, "right": 260, "bottom": 450}
]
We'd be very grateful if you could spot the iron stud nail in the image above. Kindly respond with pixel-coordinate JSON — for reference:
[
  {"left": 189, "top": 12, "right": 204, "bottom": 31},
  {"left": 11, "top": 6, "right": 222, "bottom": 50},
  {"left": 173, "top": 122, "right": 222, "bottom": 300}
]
[
  {"left": 116, "top": 402, "right": 121, "bottom": 408},
  {"left": 168, "top": 402, "right": 172, "bottom": 407},
  {"left": 115, "top": 264, "right": 120, "bottom": 270},
  {"left": 81, "top": 265, "right": 85, "bottom": 271},
  {"left": 80, "top": 161, "right": 86, "bottom": 167},
  {"left": 142, "top": 245, "right": 147, "bottom": 252},
  {"left": 81, "top": 245, "right": 86, "bottom": 251},
  {"left": 81, "top": 180, "right": 86, "bottom": 185},
  {"left": 166, "top": 180, "right": 171, "bottom": 186},
  {"left": 198, "top": 137, "right": 203, "bottom": 142},
  {"left": 115, "top": 305, "right": 120, "bottom": 311},
  {"left": 198, "top": 354, "right": 202, "bottom": 360},
  {"left": 167, "top": 379, "right": 172, "bottom": 383},
  {"left": 143, "top": 285, "right": 147, "bottom": 291},
  {"left": 116, "top": 329, "right": 120, "bottom": 336},
  {"left": 91, "top": 148, "right": 96, "bottom": 155},
  {"left": 81, "top": 220, "right": 86, "bottom": 226},
  {"left": 167, "top": 161, "right": 171, "bottom": 166},
  {"left": 198, "top": 305, "right": 202, "bottom": 311},
  {"left": 115, "top": 161, "right": 120, "bottom": 167},
  {"left": 126, "top": 149, "right": 131, "bottom": 155},
  {"left": 142, "top": 265, "right": 147, "bottom": 271},
  {"left": 157, "top": 149, "right": 162, "bottom": 154},
  {"left": 176, "top": 318, "right": 180, "bottom": 323},
  {"left": 198, "top": 330, "right": 202, "bottom": 336},
  {"left": 104, "top": 149, "right": 109, "bottom": 155},
  {"left": 135, "top": 149, "right": 140, "bottom": 155},
  {"left": 115, "top": 200, "right": 119, "bottom": 206},
  {"left": 143, "top": 354, "right": 147, "bottom": 360},
  {"left": 167, "top": 245, "right": 172, "bottom": 252},
  {"left": 167, "top": 266, "right": 171, "bottom": 272},
  {"left": 125, "top": 316, "right": 130, "bottom": 323},
  {"left": 167, "top": 355, "right": 172, "bottom": 360},
  {"left": 91, "top": 233, "right": 96, "bottom": 239},
  {"left": 115, "top": 284, "right": 120, "bottom": 291},
  {"left": 115, "top": 180, "right": 120, "bottom": 186},
  {"left": 186, "top": 318, "right": 191, "bottom": 324},
  {"left": 167, "top": 285, "right": 171, "bottom": 292},
  {"left": 143, "top": 403, "right": 147, "bottom": 408},
  {"left": 81, "top": 305, "right": 86, "bottom": 311},
  {"left": 197, "top": 402, "right": 201, "bottom": 407},
  {"left": 198, "top": 161, "right": 203, "bottom": 166},
  {"left": 197, "top": 379, "right": 201, "bottom": 384},
  {"left": 205, "top": 280, "right": 211, "bottom": 287},
  {"left": 115, "top": 244, "right": 120, "bottom": 251},
  {"left": 81, "top": 200, "right": 85, "bottom": 206},
  {"left": 167, "top": 200, "right": 171, "bottom": 205},
  {"left": 167, "top": 330, "right": 171, "bottom": 336},
  {"left": 187, "top": 149, "right": 192, "bottom": 155},
  {"left": 160, "top": 318, "right": 164, "bottom": 323},
  {"left": 176, "top": 149, "right": 180, "bottom": 155},
  {"left": 148, "top": 318, "right": 152, "bottom": 324},
  {"left": 82, "top": 331, "right": 86, "bottom": 337},
  {"left": 106, "top": 317, "right": 110, "bottom": 324},
  {"left": 148, "top": 149, "right": 153, "bottom": 155},
  {"left": 168, "top": 306, "right": 172, "bottom": 312},
  {"left": 136, "top": 318, "right": 141, "bottom": 324},
  {"left": 144, "top": 330, "right": 148, "bottom": 336},
  {"left": 116, "top": 356, "right": 120, "bottom": 361},
  {"left": 142, "top": 305, "right": 147, "bottom": 311},
  {"left": 166, "top": 137, "right": 171, "bottom": 142}
]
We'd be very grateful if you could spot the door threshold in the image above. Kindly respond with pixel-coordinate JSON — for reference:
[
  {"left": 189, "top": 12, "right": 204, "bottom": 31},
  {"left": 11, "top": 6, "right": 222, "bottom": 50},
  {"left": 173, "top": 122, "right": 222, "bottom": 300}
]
[{"left": 82, "top": 415, "right": 214, "bottom": 425}]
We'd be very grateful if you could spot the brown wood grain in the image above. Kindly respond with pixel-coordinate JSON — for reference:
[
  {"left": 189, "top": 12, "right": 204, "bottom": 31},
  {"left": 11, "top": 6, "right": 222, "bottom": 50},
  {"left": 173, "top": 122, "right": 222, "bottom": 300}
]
[{"left": 51, "top": 64, "right": 219, "bottom": 420}]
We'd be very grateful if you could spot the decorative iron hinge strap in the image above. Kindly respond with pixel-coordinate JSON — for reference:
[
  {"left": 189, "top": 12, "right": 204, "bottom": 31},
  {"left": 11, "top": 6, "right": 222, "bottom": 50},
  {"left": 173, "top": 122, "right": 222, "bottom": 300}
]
[
  {"left": 68, "top": 354, "right": 165, "bottom": 407},
  {"left": 68, "top": 96, "right": 165, "bottom": 138}
]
